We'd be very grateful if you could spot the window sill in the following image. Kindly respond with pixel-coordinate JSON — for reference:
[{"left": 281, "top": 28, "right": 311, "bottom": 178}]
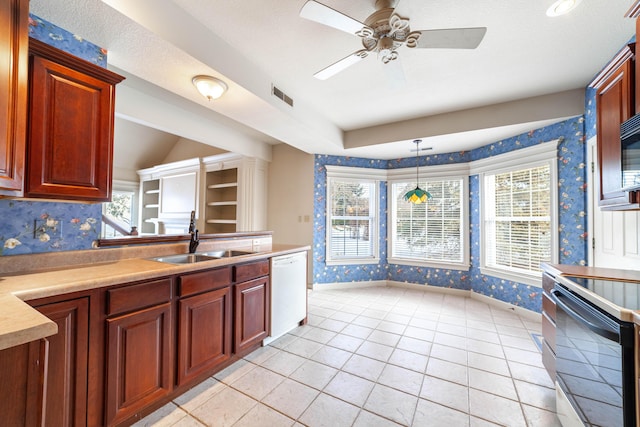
[
  {"left": 326, "top": 258, "right": 380, "bottom": 266},
  {"left": 388, "top": 257, "right": 470, "bottom": 271},
  {"left": 479, "top": 266, "right": 542, "bottom": 288}
]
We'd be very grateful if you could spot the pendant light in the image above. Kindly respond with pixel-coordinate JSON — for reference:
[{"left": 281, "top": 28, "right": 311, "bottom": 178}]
[{"left": 403, "top": 139, "right": 432, "bottom": 204}]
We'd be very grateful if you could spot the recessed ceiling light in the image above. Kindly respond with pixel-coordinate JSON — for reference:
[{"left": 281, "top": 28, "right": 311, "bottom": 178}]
[{"left": 546, "top": 0, "right": 582, "bottom": 17}]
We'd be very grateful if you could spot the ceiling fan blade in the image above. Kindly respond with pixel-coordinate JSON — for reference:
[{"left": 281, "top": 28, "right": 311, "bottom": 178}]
[
  {"left": 300, "top": 0, "right": 366, "bottom": 35},
  {"left": 313, "top": 50, "right": 369, "bottom": 80},
  {"left": 414, "top": 27, "right": 487, "bottom": 49}
]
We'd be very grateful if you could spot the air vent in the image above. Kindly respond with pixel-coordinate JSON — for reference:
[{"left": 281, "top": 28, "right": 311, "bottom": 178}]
[{"left": 272, "top": 85, "right": 293, "bottom": 107}]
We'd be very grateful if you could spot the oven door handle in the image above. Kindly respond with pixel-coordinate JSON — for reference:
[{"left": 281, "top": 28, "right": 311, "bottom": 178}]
[{"left": 550, "top": 289, "right": 620, "bottom": 342}]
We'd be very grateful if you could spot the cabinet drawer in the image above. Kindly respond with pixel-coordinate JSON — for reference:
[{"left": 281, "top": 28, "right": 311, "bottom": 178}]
[
  {"left": 107, "top": 278, "right": 172, "bottom": 316},
  {"left": 542, "top": 291, "right": 556, "bottom": 322},
  {"left": 234, "top": 260, "right": 269, "bottom": 283},
  {"left": 179, "top": 267, "right": 232, "bottom": 297}
]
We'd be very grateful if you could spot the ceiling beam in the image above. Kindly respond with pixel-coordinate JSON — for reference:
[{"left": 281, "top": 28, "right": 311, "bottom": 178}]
[{"left": 343, "top": 89, "right": 585, "bottom": 148}]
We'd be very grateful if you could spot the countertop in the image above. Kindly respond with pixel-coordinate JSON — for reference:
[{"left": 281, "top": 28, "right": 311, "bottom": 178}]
[{"left": 0, "top": 244, "right": 309, "bottom": 351}]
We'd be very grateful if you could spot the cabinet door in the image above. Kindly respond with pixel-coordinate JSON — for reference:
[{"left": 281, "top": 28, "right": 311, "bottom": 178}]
[
  {"left": 0, "top": 0, "right": 28, "bottom": 196},
  {"left": 596, "top": 54, "right": 635, "bottom": 208},
  {"left": 26, "top": 39, "right": 123, "bottom": 201},
  {"left": 177, "top": 287, "right": 232, "bottom": 386},
  {"left": 36, "top": 298, "right": 90, "bottom": 427},
  {"left": 105, "top": 303, "right": 172, "bottom": 426},
  {"left": 234, "top": 277, "right": 270, "bottom": 354},
  {"left": 0, "top": 339, "right": 48, "bottom": 427},
  {"left": 159, "top": 172, "right": 198, "bottom": 219}
]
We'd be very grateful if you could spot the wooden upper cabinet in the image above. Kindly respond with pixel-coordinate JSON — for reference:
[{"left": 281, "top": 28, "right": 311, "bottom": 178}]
[
  {"left": 591, "top": 45, "right": 637, "bottom": 209},
  {"left": 26, "top": 38, "right": 124, "bottom": 201},
  {"left": 0, "top": 0, "right": 28, "bottom": 196}
]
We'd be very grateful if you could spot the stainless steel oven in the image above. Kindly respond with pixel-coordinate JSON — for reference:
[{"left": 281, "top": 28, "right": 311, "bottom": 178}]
[{"left": 551, "top": 277, "right": 636, "bottom": 427}]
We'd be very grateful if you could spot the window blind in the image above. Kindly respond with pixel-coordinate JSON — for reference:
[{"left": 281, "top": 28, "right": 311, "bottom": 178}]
[
  {"left": 484, "top": 165, "right": 551, "bottom": 273},
  {"left": 392, "top": 179, "right": 463, "bottom": 262},
  {"left": 328, "top": 179, "right": 376, "bottom": 259}
]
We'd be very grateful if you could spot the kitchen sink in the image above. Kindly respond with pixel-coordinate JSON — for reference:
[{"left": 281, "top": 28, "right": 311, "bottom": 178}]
[
  {"left": 150, "top": 254, "right": 217, "bottom": 264},
  {"left": 202, "top": 250, "right": 255, "bottom": 258}
]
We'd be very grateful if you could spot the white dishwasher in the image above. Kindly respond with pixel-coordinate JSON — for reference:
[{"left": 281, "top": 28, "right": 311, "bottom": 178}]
[{"left": 264, "top": 251, "right": 308, "bottom": 345}]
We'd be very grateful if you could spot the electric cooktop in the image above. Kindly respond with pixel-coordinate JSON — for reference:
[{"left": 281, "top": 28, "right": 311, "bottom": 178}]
[{"left": 560, "top": 275, "right": 640, "bottom": 320}]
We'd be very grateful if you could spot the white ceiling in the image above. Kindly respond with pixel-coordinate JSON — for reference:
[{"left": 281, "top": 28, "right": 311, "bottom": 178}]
[{"left": 29, "top": 0, "right": 637, "bottom": 160}]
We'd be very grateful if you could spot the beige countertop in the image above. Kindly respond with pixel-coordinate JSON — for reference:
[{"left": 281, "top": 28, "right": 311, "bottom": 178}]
[{"left": 0, "top": 243, "right": 309, "bottom": 351}]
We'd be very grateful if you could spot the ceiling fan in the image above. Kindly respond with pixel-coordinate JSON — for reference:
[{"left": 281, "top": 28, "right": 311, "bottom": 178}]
[{"left": 300, "top": 0, "right": 487, "bottom": 80}]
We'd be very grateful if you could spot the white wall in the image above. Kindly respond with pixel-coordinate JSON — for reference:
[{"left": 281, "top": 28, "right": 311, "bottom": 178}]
[
  {"left": 589, "top": 138, "right": 640, "bottom": 270},
  {"left": 162, "top": 138, "right": 226, "bottom": 164},
  {"left": 267, "top": 144, "right": 314, "bottom": 282}
]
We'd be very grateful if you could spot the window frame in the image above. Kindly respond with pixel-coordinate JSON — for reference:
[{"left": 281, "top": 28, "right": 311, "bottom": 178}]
[
  {"left": 473, "top": 141, "right": 559, "bottom": 287},
  {"left": 101, "top": 179, "right": 139, "bottom": 238},
  {"left": 387, "top": 163, "right": 470, "bottom": 270},
  {"left": 325, "top": 166, "right": 384, "bottom": 265}
]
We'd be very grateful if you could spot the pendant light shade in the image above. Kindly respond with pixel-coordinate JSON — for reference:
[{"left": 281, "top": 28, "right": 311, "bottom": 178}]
[
  {"left": 404, "top": 186, "right": 430, "bottom": 204},
  {"left": 403, "top": 139, "right": 432, "bottom": 204}
]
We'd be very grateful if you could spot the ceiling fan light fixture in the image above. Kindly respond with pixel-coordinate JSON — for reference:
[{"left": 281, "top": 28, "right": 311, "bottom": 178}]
[
  {"left": 192, "top": 75, "right": 228, "bottom": 100},
  {"left": 546, "top": 0, "right": 582, "bottom": 17},
  {"left": 403, "top": 139, "right": 432, "bottom": 204}
]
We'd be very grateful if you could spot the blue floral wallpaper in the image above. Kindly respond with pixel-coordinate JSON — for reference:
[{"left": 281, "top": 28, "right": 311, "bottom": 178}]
[
  {"left": 0, "top": 200, "right": 101, "bottom": 256},
  {"left": 313, "top": 116, "right": 588, "bottom": 312},
  {"left": 0, "top": 15, "right": 107, "bottom": 256},
  {"left": 28, "top": 14, "right": 107, "bottom": 67}
]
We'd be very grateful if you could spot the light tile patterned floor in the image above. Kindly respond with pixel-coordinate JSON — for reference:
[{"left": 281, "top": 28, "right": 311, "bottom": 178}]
[{"left": 135, "top": 286, "right": 561, "bottom": 427}]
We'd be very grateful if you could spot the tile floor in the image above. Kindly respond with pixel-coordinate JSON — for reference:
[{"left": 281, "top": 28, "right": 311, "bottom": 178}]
[{"left": 135, "top": 286, "right": 561, "bottom": 427}]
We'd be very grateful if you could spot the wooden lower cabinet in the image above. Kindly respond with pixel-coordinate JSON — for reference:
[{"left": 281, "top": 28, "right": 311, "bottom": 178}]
[
  {"left": 177, "top": 286, "right": 232, "bottom": 386},
  {"left": 35, "top": 297, "right": 90, "bottom": 427},
  {"left": 234, "top": 276, "right": 270, "bottom": 354},
  {"left": 105, "top": 302, "right": 173, "bottom": 426},
  {"left": 0, "top": 339, "right": 48, "bottom": 427},
  {"left": 1, "top": 260, "right": 274, "bottom": 427}
]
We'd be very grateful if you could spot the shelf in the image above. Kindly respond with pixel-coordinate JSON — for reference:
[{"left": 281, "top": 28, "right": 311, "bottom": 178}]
[
  {"left": 145, "top": 189, "right": 160, "bottom": 194},
  {"left": 208, "top": 183, "right": 238, "bottom": 189},
  {"left": 206, "top": 219, "right": 238, "bottom": 224},
  {"left": 144, "top": 204, "right": 159, "bottom": 208},
  {"left": 207, "top": 201, "right": 237, "bottom": 207}
]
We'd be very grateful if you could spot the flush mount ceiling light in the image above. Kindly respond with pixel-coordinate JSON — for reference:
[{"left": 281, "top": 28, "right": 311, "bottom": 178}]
[
  {"left": 546, "top": 0, "right": 582, "bottom": 17},
  {"left": 403, "top": 139, "right": 432, "bottom": 204},
  {"left": 192, "top": 75, "right": 228, "bottom": 101}
]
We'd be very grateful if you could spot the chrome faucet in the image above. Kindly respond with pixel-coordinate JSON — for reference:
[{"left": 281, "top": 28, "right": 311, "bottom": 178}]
[{"left": 188, "top": 210, "right": 199, "bottom": 253}]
